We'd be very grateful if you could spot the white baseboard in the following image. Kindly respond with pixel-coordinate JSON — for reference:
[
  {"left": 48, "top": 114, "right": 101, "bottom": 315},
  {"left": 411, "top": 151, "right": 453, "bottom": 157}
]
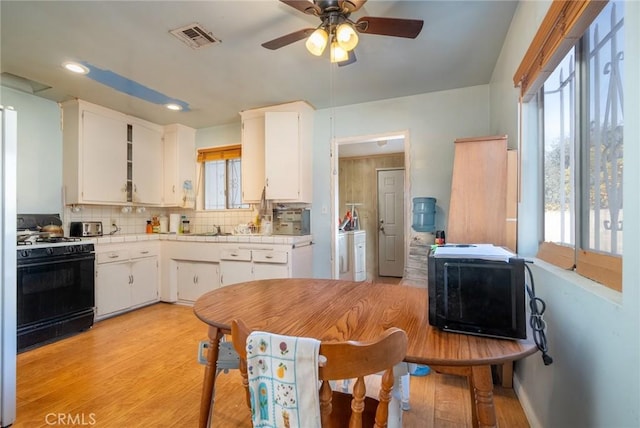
[{"left": 513, "top": 373, "right": 543, "bottom": 428}]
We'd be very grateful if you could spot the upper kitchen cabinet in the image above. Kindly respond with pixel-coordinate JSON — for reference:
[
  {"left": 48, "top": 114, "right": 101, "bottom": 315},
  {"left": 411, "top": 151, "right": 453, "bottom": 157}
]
[
  {"left": 129, "top": 118, "right": 163, "bottom": 205},
  {"left": 240, "top": 101, "right": 314, "bottom": 203},
  {"left": 163, "top": 124, "right": 196, "bottom": 208},
  {"left": 62, "top": 99, "right": 163, "bottom": 206}
]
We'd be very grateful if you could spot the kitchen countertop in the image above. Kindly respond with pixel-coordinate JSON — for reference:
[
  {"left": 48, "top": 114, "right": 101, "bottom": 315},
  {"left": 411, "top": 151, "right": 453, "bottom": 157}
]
[{"left": 91, "top": 233, "right": 313, "bottom": 246}]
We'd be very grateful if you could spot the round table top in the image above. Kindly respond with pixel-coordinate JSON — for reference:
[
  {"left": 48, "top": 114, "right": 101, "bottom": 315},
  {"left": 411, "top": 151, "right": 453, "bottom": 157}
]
[{"left": 193, "top": 278, "right": 538, "bottom": 366}]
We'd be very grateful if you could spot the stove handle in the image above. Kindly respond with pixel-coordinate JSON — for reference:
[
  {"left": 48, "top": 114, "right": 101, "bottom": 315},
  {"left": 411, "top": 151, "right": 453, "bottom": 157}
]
[{"left": 17, "top": 254, "right": 95, "bottom": 268}]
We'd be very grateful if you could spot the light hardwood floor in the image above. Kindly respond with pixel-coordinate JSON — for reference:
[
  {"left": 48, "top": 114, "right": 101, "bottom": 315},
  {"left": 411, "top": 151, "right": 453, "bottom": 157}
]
[{"left": 15, "top": 303, "right": 530, "bottom": 427}]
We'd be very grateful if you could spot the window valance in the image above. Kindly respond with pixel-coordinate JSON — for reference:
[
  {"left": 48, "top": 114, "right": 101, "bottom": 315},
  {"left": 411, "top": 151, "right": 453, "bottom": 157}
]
[{"left": 197, "top": 144, "right": 241, "bottom": 162}]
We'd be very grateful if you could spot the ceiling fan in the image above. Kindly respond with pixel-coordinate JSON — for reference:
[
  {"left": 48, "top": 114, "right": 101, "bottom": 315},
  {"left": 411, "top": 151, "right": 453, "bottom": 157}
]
[{"left": 262, "top": 0, "right": 424, "bottom": 66}]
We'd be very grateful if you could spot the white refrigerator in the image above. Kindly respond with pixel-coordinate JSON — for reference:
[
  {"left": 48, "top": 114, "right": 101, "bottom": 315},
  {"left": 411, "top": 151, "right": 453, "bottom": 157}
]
[{"left": 1, "top": 106, "right": 17, "bottom": 427}]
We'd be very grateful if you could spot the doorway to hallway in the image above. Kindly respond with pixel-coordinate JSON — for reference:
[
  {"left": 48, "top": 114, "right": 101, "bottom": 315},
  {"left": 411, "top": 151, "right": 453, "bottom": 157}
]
[{"left": 332, "top": 131, "right": 410, "bottom": 281}]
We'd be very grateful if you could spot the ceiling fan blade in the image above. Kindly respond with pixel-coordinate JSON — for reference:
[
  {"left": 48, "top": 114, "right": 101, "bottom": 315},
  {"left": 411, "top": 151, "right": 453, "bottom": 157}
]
[
  {"left": 280, "top": 0, "right": 321, "bottom": 15},
  {"left": 356, "top": 16, "right": 424, "bottom": 39},
  {"left": 262, "top": 28, "right": 315, "bottom": 50},
  {"left": 339, "top": 0, "right": 367, "bottom": 13},
  {"left": 337, "top": 50, "right": 357, "bottom": 67}
]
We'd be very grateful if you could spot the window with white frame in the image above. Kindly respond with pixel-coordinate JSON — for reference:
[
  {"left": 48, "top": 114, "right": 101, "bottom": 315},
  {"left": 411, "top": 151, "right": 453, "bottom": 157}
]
[
  {"left": 539, "top": 0, "right": 624, "bottom": 290},
  {"left": 198, "top": 145, "right": 249, "bottom": 210}
]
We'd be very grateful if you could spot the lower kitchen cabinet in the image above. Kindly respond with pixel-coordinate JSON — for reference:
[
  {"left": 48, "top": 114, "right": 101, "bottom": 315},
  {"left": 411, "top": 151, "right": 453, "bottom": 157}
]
[
  {"left": 131, "top": 257, "right": 159, "bottom": 306},
  {"left": 219, "top": 247, "right": 306, "bottom": 287},
  {"left": 160, "top": 239, "right": 313, "bottom": 302},
  {"left": 176, "top": 261, "right": 220, "bottom": 302},
  {"left": 95, "top": 243, "right": 159, "bottom": 319},
  {"left": 252, "top": 249, "right": 289, "bottom": 280},
  {"left": 219, "top": 248, "right": 253, "bottom": 287},
  {"left": 96, "top": 261, "right": 131, "bottom": 317}
]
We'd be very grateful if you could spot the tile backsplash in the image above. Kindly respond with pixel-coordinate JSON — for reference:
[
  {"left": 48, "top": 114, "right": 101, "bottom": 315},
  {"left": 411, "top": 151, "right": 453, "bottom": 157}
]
[{"left": 64, "top": 205, "right": 257, "bottom": 236}]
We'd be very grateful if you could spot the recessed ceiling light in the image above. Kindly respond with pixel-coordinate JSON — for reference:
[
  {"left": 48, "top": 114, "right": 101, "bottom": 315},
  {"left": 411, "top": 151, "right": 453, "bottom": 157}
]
[
  {"left": 165, "top": 103, "right": 183, "bottom": 111},
  {"left": 63, "top": 61, "right": 89, "bottom": 74}
]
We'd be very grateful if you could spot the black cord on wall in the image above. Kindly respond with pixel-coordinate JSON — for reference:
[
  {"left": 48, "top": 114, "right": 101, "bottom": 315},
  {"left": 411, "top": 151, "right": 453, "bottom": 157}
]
[{"left": 524, "top": 262, "right": 553, "bottom": 365}]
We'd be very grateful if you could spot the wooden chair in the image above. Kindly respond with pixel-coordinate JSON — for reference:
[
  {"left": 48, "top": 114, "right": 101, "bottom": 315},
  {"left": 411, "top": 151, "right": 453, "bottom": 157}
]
[{"left": 231, "top": 319, "right": 408, "bottom": 428}]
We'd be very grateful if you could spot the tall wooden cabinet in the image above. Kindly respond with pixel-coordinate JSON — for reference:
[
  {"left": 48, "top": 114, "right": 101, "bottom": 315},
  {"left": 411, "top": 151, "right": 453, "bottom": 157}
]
[{"left": 447, "top": 135, "right": 518, "bottom": 251}]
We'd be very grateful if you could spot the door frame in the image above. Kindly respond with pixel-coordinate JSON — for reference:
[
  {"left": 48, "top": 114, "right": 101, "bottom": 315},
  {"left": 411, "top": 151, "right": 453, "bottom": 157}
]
[{"left": 330, "top": 130, "right": 412, "bottom": 280}]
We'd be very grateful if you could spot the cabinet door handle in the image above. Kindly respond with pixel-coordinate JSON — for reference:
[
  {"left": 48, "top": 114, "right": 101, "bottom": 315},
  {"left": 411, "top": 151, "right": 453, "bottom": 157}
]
[
  {"left": 108, "top": 254, "right": 119, "bottom": 259},
  {"left": 265, "top": 255, "right": 273, "bottom": 259},
  {"left": 140, "top": 251, "right": 149, "bottom": 254},
  {"left": 195, "top": 275, "right": 199, "bottom": 284},
  {"left": 172, "top": 185, "right": 175, "bottom": 193}
]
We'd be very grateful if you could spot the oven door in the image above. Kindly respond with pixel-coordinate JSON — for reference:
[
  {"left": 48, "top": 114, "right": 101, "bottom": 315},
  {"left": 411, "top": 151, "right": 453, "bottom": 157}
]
[{"left": 17, "top": 253, "right": 95, "bottom": 328}]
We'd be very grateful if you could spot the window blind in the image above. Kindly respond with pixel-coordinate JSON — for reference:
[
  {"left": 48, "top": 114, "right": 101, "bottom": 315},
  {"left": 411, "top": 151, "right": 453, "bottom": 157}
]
[{"left": 513, "top": 0, "right": 607, "bottom": 101}]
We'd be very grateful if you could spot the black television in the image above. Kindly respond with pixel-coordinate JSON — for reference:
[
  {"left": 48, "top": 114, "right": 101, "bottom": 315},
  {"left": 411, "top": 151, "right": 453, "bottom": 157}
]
[{"left": 428, "top": 248, "right": 526, "bottom": 340}]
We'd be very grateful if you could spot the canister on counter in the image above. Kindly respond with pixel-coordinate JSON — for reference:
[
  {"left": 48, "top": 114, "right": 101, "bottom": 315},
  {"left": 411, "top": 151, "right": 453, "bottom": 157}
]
[{"left": 159, "top": 215, "right": 168, "bottom": 233}]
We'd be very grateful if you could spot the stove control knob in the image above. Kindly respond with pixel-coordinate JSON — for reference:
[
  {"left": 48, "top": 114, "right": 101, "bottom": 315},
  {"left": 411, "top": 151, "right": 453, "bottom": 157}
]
[
  {"left": 67, "top": 245, "right": 76, "bottom": 253},
  {"left": 20, "top": 249, "right": 31, "bottom": 258},
  {"left": 46, "top": 247, "right": 54, "bottom": 255}
]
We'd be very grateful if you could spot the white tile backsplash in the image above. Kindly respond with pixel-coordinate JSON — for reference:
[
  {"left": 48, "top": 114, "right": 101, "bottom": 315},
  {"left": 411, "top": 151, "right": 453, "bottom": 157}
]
[{"left": 64, "top": 205, "right": 257, "bottom": 236}]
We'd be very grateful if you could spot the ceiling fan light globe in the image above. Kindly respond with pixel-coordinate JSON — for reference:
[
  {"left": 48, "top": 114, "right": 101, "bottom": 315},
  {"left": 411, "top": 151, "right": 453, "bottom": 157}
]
[
  {"left": 336, "top": 23, "right": 358, "bottom": 51},
  {"left": 330, "top": 41, "right": 349, "bottom": 63},
  {"left": 306, "top": 28, "right": 328, "bottom": 56}
]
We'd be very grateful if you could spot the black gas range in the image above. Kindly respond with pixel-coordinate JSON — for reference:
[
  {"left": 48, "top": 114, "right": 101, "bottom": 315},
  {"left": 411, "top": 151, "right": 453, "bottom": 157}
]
[{"left": 16, "top": 214, "right": 95, "bottom": 352}]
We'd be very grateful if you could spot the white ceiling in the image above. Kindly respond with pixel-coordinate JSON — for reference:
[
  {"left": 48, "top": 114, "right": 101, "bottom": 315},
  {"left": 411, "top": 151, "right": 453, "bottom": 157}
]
[{"left": 0, "top": 1, "right": 518, "bottom": 130}]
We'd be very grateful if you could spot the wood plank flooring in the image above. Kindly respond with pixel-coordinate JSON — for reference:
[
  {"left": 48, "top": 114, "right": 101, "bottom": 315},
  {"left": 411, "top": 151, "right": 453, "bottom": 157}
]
[{"left": 14, "top": 302, "right": 530, "bottom": 427}]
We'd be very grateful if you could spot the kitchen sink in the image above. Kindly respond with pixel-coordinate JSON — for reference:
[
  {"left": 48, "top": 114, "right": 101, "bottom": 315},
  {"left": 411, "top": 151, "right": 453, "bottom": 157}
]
[{"left": 193, "top": 232, "right": 231, "bottom": 236}]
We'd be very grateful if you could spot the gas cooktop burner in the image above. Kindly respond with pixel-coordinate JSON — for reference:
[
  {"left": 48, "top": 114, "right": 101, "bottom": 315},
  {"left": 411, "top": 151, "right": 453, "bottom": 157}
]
[{"left": 17, "top": 236, "right": 82, "bottom": 245}]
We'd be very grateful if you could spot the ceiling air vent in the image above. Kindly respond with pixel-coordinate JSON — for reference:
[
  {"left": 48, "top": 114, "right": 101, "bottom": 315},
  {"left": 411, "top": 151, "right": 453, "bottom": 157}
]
[{"left": 170, "top": 23, "right": 220, "bottom": 49}]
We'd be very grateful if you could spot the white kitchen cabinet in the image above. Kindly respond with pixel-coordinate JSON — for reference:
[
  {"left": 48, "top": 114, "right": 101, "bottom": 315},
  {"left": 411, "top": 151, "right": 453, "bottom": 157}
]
[
  {"left": 253, "top": 249, "right": 289, "bottom": 280},
  {"left": 131, "top": 120, "right": 163, "bottom": 205},
  {"left": 219, "top": 247, "right": 308, "bottom": 286},
  {"left": 163, "top": 123, "right": 196, "bottom": 207},
  {"left": 63, "top": 100, "right": 128, "bottom": 204},
  {"left": 176, "top": 261, "right": 219, "bottom": 302},
  {"left": 160, "top": 239, "right": 313, "bottom": 302},
  {"left": 95, "top": 242, "right": 159, "bottom": 319},
  {"left": 240, "top": 101, "right": 314, "bottom": 203},
  {"left": 62, "top": 99, "right": 164, "bottom": 206},
  {"left": 219, "top": 249, "right": 253, "bottom": 287},
  {"left": 240, "top": 116, "right": 265, "bottom": 202},
  {"left": 130, "top": 256, "right": 159, "bottom": 306},
  {"left": 96, "top": 257, "right": 131, "bottom": 317}
]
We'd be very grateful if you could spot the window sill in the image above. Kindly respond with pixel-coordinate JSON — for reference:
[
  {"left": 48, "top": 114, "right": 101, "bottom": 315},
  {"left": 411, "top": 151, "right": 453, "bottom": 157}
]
[{"left": 529, "top": 257, "right": 622, "bottom": 307}]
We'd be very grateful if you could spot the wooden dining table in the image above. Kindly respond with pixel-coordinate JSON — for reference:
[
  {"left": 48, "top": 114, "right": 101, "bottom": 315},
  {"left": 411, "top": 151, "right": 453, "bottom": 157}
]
[{"left": 193, "top": 278, "right": 537, "bottom": 428}]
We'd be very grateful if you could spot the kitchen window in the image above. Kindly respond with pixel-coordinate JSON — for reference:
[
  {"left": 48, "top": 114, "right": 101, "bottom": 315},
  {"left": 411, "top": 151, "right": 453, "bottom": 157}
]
[
  {"left": 515, "top": 0, "right": 624, "bottom": 291},
  {"left": 197, "top": 145, "right": 249, "bottom": 210}
]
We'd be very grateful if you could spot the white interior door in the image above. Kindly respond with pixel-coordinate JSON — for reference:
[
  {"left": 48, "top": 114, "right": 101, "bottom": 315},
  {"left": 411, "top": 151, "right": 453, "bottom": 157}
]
[{"left": 377, "top": 169, "right": 405, "bottom": 277}]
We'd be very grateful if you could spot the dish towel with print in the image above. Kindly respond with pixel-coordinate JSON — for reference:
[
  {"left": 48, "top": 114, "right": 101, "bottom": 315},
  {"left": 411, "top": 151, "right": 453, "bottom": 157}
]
[{"left": 245, "top": 331, "right": 321, "bottom": 428}]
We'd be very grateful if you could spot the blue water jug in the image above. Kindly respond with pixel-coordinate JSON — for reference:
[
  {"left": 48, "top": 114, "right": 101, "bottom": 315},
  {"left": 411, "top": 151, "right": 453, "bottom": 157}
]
[{"left": 412, "top": 197, "right": 436, "bottom": 232}]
